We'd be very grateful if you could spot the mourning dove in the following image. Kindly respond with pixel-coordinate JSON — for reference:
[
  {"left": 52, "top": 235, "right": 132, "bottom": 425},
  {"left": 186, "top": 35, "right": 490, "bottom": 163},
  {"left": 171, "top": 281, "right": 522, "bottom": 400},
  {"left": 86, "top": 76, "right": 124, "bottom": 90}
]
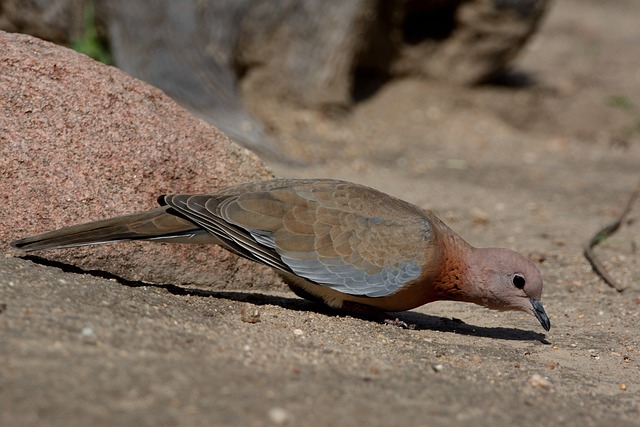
[{"left": 10, "top": 179, "right": 550, "bottom": 331}]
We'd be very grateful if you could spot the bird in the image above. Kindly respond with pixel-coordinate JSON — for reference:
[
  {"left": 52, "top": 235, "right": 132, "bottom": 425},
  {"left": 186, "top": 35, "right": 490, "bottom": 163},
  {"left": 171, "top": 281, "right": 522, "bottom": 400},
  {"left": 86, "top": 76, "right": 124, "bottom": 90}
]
[{"left": 10, "top": 178, "right": 550, "bottom": 331}]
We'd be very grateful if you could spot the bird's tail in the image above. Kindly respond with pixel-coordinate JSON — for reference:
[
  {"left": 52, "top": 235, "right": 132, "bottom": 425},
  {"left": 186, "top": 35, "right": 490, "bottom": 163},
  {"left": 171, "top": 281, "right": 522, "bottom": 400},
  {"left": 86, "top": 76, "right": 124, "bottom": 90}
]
[{"left": 10, "top": 207, "right": 209, "bottom": 252}]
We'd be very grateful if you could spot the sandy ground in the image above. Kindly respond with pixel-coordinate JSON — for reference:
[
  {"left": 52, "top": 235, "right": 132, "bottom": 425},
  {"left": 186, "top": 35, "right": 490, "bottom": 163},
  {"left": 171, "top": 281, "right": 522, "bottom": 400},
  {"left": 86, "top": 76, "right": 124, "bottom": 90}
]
[{"left": 2, "top": 1, "right": 640, "bottom": 426}]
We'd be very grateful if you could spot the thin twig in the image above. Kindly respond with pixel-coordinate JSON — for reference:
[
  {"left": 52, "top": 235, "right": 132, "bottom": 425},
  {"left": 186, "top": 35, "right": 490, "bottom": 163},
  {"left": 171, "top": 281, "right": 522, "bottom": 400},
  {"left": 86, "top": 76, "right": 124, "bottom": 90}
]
[{"left": 584, "top": 179, "right": 640, "bottom": 292}]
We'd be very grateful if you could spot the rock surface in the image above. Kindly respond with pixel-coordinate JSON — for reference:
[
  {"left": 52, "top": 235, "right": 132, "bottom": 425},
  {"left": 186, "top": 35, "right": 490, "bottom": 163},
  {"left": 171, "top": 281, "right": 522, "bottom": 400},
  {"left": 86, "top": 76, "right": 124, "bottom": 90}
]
[{"left": 0, "top": 31, "right": 280, "bottom": 290}]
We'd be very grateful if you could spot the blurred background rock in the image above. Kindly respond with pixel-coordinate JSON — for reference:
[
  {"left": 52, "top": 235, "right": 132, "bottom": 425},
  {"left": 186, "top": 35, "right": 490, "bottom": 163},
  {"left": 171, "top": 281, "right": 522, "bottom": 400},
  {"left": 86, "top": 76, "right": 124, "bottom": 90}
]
[{"left": 0, "top": 0, "right": 548, "bottom": 162}]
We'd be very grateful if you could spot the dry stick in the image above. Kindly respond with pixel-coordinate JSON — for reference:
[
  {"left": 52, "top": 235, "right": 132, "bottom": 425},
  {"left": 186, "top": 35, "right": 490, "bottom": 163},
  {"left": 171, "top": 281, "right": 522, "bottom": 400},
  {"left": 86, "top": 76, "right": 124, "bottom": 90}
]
[{"left": 584, "top": 179, "right": 640, "bottom": 292}]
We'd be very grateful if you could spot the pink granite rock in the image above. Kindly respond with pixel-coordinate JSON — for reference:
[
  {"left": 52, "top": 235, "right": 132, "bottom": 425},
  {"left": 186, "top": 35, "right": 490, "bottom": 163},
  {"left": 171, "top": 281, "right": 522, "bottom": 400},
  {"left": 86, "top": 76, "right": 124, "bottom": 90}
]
[{"left": 0, "top": 31, "right": 282, "bottom": 290}]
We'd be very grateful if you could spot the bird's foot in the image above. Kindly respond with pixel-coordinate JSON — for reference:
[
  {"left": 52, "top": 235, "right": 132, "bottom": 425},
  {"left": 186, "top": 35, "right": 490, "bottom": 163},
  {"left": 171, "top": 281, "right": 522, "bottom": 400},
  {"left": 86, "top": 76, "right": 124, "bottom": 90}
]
[
  {"left": 340, "top": 301, "right": 416, "bottom": 328},
  {"left": 383, "top": 317, "right": 416, "bottom": 330}
]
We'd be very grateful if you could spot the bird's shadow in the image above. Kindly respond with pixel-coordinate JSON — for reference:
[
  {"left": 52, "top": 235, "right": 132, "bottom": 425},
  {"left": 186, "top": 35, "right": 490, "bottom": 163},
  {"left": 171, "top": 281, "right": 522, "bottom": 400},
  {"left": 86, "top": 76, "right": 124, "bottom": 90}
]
[{"left": 22, "top": 255, "right": 549, "bottom": 343}]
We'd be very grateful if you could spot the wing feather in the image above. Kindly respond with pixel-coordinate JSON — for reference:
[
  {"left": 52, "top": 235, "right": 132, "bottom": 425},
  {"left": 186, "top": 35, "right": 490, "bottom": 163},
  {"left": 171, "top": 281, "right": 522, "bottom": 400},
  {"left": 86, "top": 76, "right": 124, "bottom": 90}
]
[{"left": 162, "top": 179, "right": 433, "bottom": 298}]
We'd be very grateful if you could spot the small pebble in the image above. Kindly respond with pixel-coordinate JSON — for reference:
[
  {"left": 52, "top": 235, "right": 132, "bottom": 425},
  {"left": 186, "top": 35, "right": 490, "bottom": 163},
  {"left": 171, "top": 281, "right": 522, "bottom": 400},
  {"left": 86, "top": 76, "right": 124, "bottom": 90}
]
[
  {"left": 81, "top": 326, "right": 96, "bottom": 337},
  {"left": 268, "top": 407, "right": 290, "bottom": 425},
  {"left": 528, "top": 374, "right": 551, "bottom": 389},
  {"left": 241, "top": 305, "right": 261, "bottom": 323},
  {"left": 470, "top": 207, "right": 489, "bottom": 225},
  {"left": 432, "top": 364, "right": 444, "bottom": 373},
  {"left": 528, "top": 251, "right": 547, "bottom": 263},
  {"left": 81, "top": 326, "right": 97, "bottom": 344}
]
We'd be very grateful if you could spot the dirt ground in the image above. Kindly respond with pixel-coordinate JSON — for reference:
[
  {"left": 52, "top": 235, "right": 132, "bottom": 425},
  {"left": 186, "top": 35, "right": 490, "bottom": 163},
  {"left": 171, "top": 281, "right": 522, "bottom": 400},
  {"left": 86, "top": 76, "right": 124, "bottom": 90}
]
[{"left": 2, "top": 1, "right": 640, "bottom": 426}]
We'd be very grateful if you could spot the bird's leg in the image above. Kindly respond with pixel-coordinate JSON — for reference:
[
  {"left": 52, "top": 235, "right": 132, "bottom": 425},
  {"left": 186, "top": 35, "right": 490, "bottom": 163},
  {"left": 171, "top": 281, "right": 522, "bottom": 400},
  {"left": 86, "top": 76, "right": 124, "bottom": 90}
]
[
  {"left": 286, "top": 282, "right": 415, "bottom": 328},
  {"left": 339, "top": 301, "right": 416, "bottom": 329}
]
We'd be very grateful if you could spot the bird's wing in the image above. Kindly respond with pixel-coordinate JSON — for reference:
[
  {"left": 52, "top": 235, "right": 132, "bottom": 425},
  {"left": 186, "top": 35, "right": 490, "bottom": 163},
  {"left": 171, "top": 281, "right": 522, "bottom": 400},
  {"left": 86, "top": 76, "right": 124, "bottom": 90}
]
[{"left": 162, "top": 180, "right": 433, "bottom": 297}]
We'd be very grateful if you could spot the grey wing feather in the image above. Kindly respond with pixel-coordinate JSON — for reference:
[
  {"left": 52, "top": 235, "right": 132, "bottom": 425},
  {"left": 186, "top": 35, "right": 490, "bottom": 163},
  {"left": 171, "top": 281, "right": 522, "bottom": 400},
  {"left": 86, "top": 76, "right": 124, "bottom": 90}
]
[{"left": 278, "top": 251, "right": 423, "bottom": 297}]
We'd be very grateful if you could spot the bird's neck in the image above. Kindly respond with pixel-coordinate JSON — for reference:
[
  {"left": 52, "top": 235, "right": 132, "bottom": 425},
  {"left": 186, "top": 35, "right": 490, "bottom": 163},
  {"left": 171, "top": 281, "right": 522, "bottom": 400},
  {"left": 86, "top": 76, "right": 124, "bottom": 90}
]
[
  {"left": 432, "top": 231, "right": 502, "bottom": 308},
  {"left": 431, "top": 228, "right": 477, "bottom": 302},
  {"left": 454, "top": 247, "right": 494, "bottom": 305}
]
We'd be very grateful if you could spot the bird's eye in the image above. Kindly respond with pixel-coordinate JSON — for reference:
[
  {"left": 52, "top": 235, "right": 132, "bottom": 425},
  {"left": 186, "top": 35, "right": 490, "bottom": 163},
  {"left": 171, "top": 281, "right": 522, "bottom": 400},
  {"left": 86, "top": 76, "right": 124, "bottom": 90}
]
[{"left": 513, "top": 274, "right": 526, "bottom": 289}]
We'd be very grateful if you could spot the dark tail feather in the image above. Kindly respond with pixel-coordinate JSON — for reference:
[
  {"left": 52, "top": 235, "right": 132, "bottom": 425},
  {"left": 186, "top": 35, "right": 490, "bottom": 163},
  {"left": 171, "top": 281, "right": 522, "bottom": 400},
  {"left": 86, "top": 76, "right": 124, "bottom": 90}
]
[{"left": 10, "top": 207, "right": 205, "bottom": 252}]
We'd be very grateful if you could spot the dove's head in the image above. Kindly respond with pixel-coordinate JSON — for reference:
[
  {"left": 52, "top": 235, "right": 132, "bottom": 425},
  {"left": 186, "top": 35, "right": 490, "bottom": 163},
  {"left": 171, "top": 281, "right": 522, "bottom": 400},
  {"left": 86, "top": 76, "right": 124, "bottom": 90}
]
[{"left": 468, "top": 247, "right": 550, "bottom": 331}]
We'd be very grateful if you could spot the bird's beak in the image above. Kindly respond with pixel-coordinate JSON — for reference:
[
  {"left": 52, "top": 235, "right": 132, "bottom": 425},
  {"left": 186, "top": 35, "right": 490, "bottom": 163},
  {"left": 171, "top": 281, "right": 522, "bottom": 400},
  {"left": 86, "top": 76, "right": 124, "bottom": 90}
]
[{"left": 530, "top": 298, "right": 551, "bottom": 331}]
